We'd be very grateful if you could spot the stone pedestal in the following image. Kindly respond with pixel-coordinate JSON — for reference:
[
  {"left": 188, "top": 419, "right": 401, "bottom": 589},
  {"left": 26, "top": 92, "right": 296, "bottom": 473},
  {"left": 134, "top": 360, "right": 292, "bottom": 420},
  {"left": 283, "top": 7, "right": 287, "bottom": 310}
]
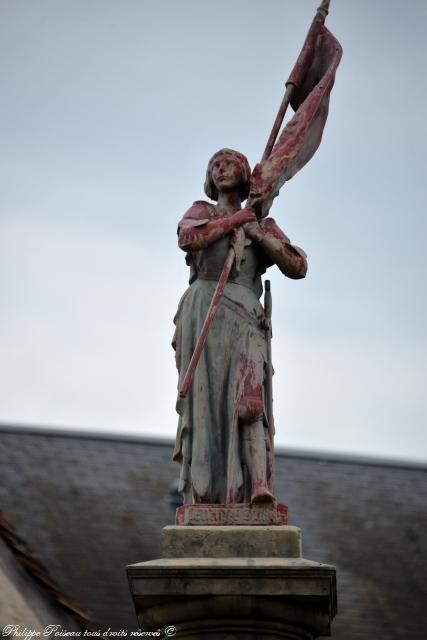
[{"left": 127, "top": 525, "right": 337, "bottom": 639}]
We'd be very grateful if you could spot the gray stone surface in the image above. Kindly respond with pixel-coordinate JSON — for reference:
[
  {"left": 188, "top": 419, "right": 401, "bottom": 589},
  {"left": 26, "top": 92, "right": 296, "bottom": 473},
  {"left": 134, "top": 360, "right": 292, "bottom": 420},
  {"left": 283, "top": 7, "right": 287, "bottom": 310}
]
[
  {"left": 128, "top": 527, "right": 336, "bottom": 639},
  {"left": 162, "top": 525, "right": 302, "bottom": 558},
  {"left": 1, "top": 425, "right": 427, "bottom": 638},
  {"left": 128, "top": 561, "right": 335, "bottom": 638}
]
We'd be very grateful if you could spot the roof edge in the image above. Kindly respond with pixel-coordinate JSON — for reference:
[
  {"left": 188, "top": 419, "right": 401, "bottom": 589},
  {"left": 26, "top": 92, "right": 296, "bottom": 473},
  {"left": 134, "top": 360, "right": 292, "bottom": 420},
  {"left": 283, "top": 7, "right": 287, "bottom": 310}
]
[{"left": 1, "top": 422, "right": 426, "bottom": 471}]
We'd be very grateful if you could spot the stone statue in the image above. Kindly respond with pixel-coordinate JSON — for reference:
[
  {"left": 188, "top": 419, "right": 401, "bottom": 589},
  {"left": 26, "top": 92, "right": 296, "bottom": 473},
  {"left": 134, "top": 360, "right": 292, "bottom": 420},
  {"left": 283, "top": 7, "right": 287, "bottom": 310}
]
[
  {"left": 172, "top": 0, "right": 342, "bottom": 508},
  {"left": 129, "top": 5, "right": 342, "bottom": 636},
  {"left": 172, "top": 149, "right": 307, "bottom": 505}
]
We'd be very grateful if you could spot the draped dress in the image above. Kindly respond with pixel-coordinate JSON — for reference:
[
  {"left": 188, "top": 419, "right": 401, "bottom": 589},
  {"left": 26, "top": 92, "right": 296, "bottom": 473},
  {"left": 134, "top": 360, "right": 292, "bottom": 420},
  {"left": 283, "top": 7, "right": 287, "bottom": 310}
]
[{"left": 172, "top": 201, "right": 273, "bottom": 504}]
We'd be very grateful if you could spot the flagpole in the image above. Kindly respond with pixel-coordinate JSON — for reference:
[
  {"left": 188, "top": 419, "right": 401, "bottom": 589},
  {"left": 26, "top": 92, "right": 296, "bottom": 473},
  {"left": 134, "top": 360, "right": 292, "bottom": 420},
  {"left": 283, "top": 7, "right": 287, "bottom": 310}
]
[
  {"left": 261, "top": 0, "right": 331, "bottom": 162},
  {"left": 178, "top": 0, "right": 333, "bottom": 403}
]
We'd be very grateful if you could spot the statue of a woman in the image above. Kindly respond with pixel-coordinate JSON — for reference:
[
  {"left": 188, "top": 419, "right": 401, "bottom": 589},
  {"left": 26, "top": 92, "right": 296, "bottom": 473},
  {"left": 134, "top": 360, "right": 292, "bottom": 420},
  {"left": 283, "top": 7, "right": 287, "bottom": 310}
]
[{"left": 172, "top": 148, "right": 307, "bottom": 506}]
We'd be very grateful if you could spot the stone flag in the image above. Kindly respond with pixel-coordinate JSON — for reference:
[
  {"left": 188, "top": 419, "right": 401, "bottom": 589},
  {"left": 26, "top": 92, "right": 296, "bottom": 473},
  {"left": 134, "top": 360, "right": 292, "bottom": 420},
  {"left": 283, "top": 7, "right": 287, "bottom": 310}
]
[{"left": 249, "top": 25, "right": 343, "bottom": 218}]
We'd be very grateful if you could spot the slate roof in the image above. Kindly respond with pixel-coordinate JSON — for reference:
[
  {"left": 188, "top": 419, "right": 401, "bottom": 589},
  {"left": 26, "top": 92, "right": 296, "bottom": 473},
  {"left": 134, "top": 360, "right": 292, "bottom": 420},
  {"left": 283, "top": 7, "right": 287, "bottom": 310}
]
[
  {"left": 0, "top": 512, "right": 91, "bottom": 631},
  {"left": 1, "top": 424, "right": 426, "bottom": 638}
]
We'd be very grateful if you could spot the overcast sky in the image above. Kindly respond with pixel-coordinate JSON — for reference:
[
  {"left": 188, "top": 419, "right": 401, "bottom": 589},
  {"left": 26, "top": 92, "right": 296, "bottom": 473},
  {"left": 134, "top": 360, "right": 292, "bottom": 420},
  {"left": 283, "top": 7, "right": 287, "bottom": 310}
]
[{"left": 1, "top": 0, "right": 426, "bottom": 462}]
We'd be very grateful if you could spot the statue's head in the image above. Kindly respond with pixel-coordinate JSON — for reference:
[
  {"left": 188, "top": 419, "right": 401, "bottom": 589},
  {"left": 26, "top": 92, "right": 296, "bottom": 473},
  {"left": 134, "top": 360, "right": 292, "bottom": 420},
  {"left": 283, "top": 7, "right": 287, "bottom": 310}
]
[{"left": 204, "top": 148, "right": 251, "bottom": 201}]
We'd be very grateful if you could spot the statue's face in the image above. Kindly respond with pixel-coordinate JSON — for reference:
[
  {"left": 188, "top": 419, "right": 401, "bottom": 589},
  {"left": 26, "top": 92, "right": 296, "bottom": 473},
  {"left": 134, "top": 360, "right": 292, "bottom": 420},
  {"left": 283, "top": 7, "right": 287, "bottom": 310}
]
[{"left": 211, "top": 155, "right": 243, "bottom": 194}]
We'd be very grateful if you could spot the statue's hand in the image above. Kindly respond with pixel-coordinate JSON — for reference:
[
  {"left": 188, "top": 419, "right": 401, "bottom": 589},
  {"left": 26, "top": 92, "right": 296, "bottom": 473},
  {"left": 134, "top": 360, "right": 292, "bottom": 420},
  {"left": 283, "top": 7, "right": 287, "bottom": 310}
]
[
  {"left": 243, "top": 211, "right": 263, "bottom": 242},
  {"left": 232, "top": 208, "right": 257, "bottom": 228}
]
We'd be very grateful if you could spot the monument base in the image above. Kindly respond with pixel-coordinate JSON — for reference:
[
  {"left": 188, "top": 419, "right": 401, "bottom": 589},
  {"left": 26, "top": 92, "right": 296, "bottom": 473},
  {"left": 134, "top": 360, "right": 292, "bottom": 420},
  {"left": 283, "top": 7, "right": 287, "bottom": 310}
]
[{"left": 127, "top": 525, "right": 337, "bottom": 639}]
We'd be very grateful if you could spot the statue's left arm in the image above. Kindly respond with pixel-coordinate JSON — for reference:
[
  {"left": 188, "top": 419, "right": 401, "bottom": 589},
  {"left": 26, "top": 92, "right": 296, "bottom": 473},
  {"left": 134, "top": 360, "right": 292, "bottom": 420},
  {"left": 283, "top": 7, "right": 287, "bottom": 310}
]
[{"left": 245, "top": 217, "right": 307, "bottom": 280}]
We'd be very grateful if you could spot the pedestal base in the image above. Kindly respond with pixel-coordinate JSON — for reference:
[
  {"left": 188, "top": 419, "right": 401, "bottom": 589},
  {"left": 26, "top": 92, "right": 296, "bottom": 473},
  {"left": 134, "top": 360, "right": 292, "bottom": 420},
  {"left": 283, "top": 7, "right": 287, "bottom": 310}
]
[
  {"left": 162, "top": 524, "right": 301, "bottom": 558},
  {"left": 127, "top": 525, "right": 337, "bottom": 639}
]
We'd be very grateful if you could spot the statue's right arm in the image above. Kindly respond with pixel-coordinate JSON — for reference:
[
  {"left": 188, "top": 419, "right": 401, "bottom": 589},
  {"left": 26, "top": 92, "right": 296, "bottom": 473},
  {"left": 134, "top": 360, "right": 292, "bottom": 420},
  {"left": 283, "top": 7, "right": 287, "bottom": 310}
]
[{"left": 178, "top": 205, "right": 255, "bottom": 252}]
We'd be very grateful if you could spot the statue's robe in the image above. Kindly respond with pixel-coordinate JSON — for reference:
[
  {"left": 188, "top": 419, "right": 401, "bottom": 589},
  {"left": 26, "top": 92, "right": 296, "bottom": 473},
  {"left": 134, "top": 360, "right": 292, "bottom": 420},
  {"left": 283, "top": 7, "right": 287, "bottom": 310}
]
[{"left": 172, "top": 201, "right": 272, "bottom": 504}]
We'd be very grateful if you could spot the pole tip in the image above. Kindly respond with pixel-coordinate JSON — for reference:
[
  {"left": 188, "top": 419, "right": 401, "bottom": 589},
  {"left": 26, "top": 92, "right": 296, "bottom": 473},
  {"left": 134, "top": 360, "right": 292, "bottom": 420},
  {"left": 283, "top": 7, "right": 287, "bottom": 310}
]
[{"left": 318, "top": 0, "right": 330, "bottom": 16}]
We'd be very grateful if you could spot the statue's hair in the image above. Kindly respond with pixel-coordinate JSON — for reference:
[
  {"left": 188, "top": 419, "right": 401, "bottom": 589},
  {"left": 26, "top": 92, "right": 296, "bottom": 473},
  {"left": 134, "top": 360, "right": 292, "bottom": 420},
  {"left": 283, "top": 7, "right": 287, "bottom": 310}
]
[{"left": 204, "top": 148, "right": 251, "bottom": 201}]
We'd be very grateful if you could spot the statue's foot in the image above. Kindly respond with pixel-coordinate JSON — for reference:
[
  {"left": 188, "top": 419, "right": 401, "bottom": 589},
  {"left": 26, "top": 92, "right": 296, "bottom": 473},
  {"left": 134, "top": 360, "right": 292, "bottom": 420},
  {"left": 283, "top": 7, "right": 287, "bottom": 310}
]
[{"left": 251, "top": 486, "right": 275, "bottom": 505}]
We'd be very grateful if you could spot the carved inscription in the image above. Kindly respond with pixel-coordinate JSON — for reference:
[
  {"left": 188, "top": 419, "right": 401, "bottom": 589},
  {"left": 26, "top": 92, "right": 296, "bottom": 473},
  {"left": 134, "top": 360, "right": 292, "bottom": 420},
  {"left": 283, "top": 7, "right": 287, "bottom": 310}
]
[{"left": 176, "top": 503, "right": 288, "bottom": 526}]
